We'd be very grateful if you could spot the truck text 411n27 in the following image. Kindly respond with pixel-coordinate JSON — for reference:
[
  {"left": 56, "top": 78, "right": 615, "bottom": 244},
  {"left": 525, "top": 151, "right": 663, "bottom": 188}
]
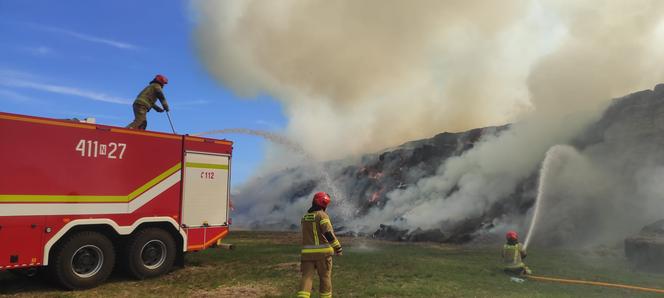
[{"left": 0, "top": 111, "right": 233, "bottom": 289}]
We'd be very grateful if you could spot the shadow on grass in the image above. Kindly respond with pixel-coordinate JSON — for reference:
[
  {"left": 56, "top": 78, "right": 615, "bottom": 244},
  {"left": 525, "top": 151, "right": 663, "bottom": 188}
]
[
  {"left": 0, "top": 270, "right": 56, "bottom": 295},
  {"left": 0, "top": 265, "right": 193, "bottom": 296}
]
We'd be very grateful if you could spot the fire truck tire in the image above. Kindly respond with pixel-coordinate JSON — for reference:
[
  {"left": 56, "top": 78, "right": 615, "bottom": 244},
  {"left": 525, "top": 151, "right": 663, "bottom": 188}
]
[
  {"left": 125, "top": 228, "right": 176, "bottom": 279},
  {"left": 49, "top": 231, "right": 115, "bottom": 290}
]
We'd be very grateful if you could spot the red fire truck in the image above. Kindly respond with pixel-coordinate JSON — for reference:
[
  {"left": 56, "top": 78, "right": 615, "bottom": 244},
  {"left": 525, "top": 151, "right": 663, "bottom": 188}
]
[{"left": 0, "top": 112, "right": 233, "bottom": 289}]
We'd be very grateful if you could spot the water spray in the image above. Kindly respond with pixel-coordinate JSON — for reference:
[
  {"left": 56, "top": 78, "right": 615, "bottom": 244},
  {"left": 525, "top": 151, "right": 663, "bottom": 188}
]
[
  {"left": 523, "top": 145, "right": 574, "bottom": 249},
  {"left": 194, "top": 129, "right": 348, "bottom": 216},
  {"left": 195, "top": 129, "right": 307, "bottom": 156}
]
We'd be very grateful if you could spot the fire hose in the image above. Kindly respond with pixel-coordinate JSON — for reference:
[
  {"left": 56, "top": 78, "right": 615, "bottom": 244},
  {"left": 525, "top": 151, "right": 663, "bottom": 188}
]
[
  {"left": 527, "top": 274, "right": 664, "bottom": 294},
  {"left": 166, "top": 111, "right": 177, "bottom": 134}
]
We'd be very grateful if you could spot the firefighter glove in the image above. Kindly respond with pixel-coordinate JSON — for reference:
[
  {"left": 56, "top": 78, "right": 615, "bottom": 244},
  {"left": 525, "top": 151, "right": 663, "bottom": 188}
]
[{"left": 153, "top": 106, "right": 164, "bottom": 113}]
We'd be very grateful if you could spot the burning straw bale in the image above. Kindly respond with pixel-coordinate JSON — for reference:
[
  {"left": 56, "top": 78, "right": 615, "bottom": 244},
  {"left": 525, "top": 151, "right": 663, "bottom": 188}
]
[
  {"left": 625, "top": 219, "right": 664, "bottom": 272},
  {"left": 235, "top": 84, "right": 664, "bottom": 247}
]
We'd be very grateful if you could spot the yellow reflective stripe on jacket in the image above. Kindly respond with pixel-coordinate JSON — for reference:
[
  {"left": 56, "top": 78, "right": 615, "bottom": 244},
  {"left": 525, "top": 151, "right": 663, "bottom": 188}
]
[
  {"left": 312, "top": 221, "right": 319, "bottom": 246},
  {"left": 330, "top": 239, "right": 341, "bottom": 248},
  {"left": 504, "top": 244, "right": 518, "bottom": 260},
  {"left": 297, "top": 291, "right": 311, "bottom": 298},
  {"left": 503, "top": 244, "right": 523, "bottom": 268},
  {"left": 514, "top": 244, "right": 519, "bottom": 261},
  {"left": 503, "top": 244, "right": 518, "bottom": 262},
  {"left": 301, "top": 247, "right": 334, "bottom": 254},
  {"left": 320, "top": 218, "right": 331, "bottom": 226}
]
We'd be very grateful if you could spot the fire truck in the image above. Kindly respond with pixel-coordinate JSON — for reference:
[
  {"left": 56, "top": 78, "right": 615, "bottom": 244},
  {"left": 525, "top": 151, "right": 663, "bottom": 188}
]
[{"left": 0, "top": 111, "right": 233, "bottom": 289}]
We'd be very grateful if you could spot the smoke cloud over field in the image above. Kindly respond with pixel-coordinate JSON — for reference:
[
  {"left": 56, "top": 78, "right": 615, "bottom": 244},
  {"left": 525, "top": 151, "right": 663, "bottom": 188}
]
[
  {"left": 348, "top": 0, "right": 664, "bottom": 245},
  {"left": 195, "top": 0, "right": 553, "bottom": 159},
  {"left": 194, "top": 1, "right": 664, "bottom": 246}
]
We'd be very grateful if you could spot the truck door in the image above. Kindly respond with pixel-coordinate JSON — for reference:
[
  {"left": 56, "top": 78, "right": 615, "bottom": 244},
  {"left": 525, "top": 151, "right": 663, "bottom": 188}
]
[{"left": 182, "top": 152, "right": 230, "bottom": 227}]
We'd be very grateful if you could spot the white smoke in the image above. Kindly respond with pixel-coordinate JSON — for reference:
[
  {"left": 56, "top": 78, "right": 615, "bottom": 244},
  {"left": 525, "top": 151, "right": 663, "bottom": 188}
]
[
  {"left": 194, "top": 1, "right": 664, "bottom": 245},
  {"left": 343, "top": 0, "right": 664, "bottom": 241},
  {"left": 194, "top": 0, "right": 563, "bottom": 160},
  {"left": 525, "top": 124, "right": 664, "bottom": 247}
]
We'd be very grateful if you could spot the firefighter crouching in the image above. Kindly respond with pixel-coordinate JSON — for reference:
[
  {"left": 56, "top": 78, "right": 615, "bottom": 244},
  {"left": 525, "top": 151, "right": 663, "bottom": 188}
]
[
  {"left": 298, "top": 192, "right": 342, "bottom": 298},
  {"left": 126, "top": 74, "right": 170, "bottom": 130},
  {"left": 502, "top": 231, "right": 532, "bottom": 275}
]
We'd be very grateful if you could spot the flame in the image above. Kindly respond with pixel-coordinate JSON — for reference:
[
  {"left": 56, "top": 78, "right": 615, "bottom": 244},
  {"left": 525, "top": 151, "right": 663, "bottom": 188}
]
[
  {"left": 360, "top": 166, "right": 383, "bottom": 180},
  {"left": 369, "top": 171, "right": 384, "bottom": 180},
  {"left": 369, "top": 187, "right": 384, "bottom": 203}
]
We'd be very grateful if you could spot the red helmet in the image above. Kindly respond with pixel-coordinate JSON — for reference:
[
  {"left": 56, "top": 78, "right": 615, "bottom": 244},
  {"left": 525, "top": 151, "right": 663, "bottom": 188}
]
[
  {"left": 313, "top": 192, "right": 331, "bottom": 208},
  {"left": 506, "top": 231, "right": 518, "bottom": 241},
  {"left": 154, "top": 74, "right": 168, "bottom": 85}
]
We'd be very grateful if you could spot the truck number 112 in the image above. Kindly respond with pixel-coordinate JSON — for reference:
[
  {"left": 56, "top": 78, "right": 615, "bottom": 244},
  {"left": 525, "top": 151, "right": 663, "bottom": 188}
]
[{"left": 200, "top": 171, "right": 215, "bottom": 179}]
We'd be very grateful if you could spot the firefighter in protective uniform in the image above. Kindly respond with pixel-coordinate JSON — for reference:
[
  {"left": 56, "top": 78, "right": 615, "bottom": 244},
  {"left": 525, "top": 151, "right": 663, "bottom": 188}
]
[
  {"left": 297, "top": 192, "right": 342, "bottom": 298},
  {"left": 126, "top": 74, "right": 170, "bottom": 130},
  {"left": 502, "top": 231, "right": 532, "bottom": 275}
]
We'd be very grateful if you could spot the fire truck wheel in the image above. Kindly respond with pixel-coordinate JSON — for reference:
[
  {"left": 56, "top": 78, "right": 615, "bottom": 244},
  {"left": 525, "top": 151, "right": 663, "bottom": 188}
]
[
  {"left": 125, "top": 228, "right": 176, "bottom": 279},
  {"left": 49, "top": 231, "right": 115, "bottom": 290}
]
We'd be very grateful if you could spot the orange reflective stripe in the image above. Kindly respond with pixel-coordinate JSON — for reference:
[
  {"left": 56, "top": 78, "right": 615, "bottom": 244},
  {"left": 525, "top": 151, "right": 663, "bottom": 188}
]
[{"left": 0, "top": 114, "right": 94, "bottom": 129}]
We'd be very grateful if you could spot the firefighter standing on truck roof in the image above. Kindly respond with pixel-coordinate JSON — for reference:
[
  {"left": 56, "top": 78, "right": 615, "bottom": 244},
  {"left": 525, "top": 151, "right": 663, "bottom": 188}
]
[
  {"left": 126, "top": 74, "right": 170, "bottom": 130},
  {"left": 502, "top": 231, "right": 532, "bottom": 275},
  {"left": 297, "top": 192, "right": 342, "bottom": 298}
]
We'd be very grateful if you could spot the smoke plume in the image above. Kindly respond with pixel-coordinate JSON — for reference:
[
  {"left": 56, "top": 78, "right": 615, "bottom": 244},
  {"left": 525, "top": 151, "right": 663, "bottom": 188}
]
[
  {"left": 195, "top": 0, "right": 553, "bottom": 159},
  {"left": 194, "top": 1, "right": 664, "bottom": 246},
  {"left": 352, "top": 0, "right": 664, "bottom": 240}
]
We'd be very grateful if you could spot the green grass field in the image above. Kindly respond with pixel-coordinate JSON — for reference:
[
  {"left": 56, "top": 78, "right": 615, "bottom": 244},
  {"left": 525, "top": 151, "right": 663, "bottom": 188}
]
[{"left": 1, "top": 231, "right": 662, "bottom": 297}]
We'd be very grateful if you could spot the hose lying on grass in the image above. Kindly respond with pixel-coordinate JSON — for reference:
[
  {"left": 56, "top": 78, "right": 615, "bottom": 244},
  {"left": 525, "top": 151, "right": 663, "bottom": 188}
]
[{"left": 528, "top": 275, "right": 664, "bottom": 294}]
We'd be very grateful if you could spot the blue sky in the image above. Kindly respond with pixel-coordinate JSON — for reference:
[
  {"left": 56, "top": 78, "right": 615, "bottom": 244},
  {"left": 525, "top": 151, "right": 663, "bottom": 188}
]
[{"left": 0, "top": 0, "right": 287, "bottom": 186}]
